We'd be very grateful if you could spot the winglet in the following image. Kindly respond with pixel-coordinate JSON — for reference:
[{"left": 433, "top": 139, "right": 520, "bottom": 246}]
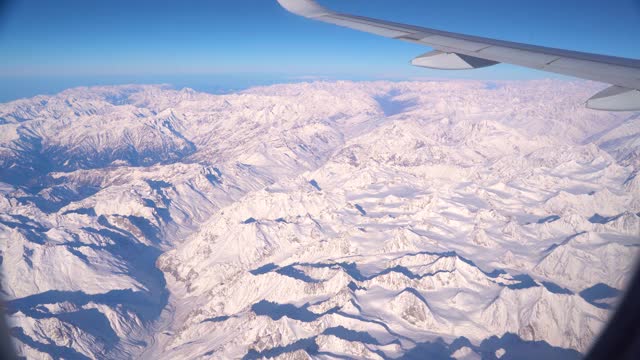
[{"left": 276, "top": 0, "right": 333, "bottom": 18}]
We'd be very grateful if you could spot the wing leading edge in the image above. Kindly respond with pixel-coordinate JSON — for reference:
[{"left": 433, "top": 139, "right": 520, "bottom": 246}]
[{"left": 276, "top": 0, "right": 640, "bottom": 111}]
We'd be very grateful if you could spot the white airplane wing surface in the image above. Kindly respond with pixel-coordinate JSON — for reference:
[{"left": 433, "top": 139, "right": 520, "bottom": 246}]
[{"left": 276, "top": 0, "right": 640, "bottom": 111}]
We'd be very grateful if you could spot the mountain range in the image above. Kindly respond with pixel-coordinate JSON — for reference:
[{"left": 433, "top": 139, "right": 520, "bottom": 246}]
[{"left": 1, "top": 80, "right": 639, "bottom": 359}]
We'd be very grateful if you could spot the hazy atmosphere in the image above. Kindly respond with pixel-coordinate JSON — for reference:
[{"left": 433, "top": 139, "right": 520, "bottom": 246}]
[{"left": 1, "top": 0, "right": 639, "bottom": 100}]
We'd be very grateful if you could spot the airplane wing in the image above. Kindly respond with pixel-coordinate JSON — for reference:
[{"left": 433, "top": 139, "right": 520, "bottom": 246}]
[{"left": 276, "top": 0, "right": 640, "bottom": 111}]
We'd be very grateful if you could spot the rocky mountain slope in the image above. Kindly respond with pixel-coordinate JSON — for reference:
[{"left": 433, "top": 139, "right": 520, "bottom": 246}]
[{"left": 0, "top": 80, "right": 638, "bottom": 359}]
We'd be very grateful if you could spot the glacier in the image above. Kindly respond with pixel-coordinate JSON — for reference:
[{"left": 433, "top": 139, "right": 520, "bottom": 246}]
[{"left": 0, "top": 80, "right": 638, "bottom": 359}]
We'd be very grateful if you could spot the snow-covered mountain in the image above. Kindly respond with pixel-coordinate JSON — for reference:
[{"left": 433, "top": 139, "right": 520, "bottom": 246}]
[{"left": 0, "top": 80, "right": 638, "bottom": 359}]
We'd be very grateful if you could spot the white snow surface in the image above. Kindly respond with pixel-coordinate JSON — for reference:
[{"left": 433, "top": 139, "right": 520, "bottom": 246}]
[{"left": 0, "top": 80, "right": 638, "bottom": 359}]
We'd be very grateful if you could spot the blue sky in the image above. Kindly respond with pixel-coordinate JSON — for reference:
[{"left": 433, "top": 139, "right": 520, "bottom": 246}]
[{"left": 0, "top": 0, "right": 639, "bottom": 101}]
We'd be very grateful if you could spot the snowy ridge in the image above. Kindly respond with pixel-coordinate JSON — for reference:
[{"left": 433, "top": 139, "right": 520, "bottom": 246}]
[{"left": 0, "top": 80, "right": 638, "bottom": 359}]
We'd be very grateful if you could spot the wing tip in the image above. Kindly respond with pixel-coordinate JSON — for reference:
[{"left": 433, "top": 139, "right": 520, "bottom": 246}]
[{"left": 276, "top": 0, "right": 332, "bottom": 18}]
